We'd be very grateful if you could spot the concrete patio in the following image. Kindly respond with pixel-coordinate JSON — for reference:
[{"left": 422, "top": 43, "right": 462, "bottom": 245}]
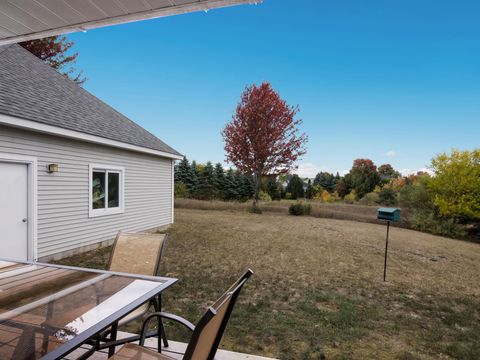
[{"left": 65, "top": 331, "right": 277, "bottom": 360}]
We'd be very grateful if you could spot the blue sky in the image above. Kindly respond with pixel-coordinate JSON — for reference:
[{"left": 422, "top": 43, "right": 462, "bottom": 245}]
[{"left": 69, "top": 0, "right": 480, "bottom": 177}]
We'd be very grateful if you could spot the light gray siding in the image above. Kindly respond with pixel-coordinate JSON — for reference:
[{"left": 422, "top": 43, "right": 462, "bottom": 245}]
[{"left": 0, "top": 124, "right": 174, "bottom": 259}]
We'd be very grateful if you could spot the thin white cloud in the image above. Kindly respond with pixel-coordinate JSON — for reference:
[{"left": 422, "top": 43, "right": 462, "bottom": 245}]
[
  {"left": 294, "top": 163, "right": 345, "bottom": 178},
  {"left": 400, "top": 167, "right": 434, "bottom": 176},
  {"left": 385, "top": 150, "right": 397, "bottom": 157},
  {"left": 294, "top": 163, "right": 321, "bottom": 178}
]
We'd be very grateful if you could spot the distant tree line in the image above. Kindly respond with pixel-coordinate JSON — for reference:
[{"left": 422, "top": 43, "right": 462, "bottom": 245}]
[
  {"left": 175, "top": 158, "right": 254, "bottom": 201},
  {"left": 175, "top": 149, "right": 479, "bottom": 241}
]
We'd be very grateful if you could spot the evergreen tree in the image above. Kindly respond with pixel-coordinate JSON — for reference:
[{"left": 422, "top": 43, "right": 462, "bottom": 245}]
[
  {"left": 224, "top": 168, "right": 239, "bottom": 200},
  {"left": 175, "top": 157, "right": 193, "bottom": 190},
  {"left": 232, "top": 172, "right": 253, "bottom": 201},
  {"left": 286, "top": 174, "right": 305, "bottom": 199},
  {"left": 196, "top": 162, "right": 215, "bottom": 200},
  {"left": 305, "top": 179, "right": 314, "bottom": 199},
  {"left": 213, "top": 163, "right": 226, "bottom": 199},
  {"left": 244, "top": 175, "right": 255, "bottom": 199},
  {"left": 313, "top": 172, "right": 337, "bottom": 192},
  {"left": 266, "top": 180, "right": 281, "bottom": 200},
  {"left": 190, "top": 161, "right": 199, "bottom": 196}
]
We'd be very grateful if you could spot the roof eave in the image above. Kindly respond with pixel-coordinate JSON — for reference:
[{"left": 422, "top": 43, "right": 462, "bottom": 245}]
[
  {"left": 0, "top": 113, "right": 183, "bottom": 160},
  {"left": 0, "top": 0, "right": 260, "bottom": 46}
]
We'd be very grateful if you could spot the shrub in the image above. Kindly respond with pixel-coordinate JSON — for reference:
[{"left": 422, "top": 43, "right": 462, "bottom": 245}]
[
  {"left": 331, "top": 191, "right": 341, "bottom": 202},
  {"left": 379, "top": 188, "right": 398, "bottom": 206},
  {"left": 358, "top": 192, "right": 380, "bottom": 206},
  {"left": 321, "top": 190, "right": 335, "bottom": 203},
  {"left": 247, "top": 206, "right": 263, "bottom": 214},
  {"left": 289, "top": 202, "right": 311, "bottom": 216},
  {"left": 259, "top": 191, "right": 272, "bottom": 202},
  {"left": 174, "top": 182, "right": 188, "bottom": 198},
  {"left": 399, "top": 184, "right": 433, "bottom": 211},
  {"left": 344, "top": 190, "right": 357, "bottom": 204},
  {"left": 409, "top": 209, "right": 467, "bottom": 239}
]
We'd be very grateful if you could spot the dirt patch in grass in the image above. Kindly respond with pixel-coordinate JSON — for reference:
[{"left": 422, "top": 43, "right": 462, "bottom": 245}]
[{"left": 55, "top": 209, "right": 480, "bottom": 360}]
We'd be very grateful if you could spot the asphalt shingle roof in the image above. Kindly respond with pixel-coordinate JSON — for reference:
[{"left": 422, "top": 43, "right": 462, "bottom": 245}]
[{"left": 0, "top": 44, "right": 181, "bottom": 157}]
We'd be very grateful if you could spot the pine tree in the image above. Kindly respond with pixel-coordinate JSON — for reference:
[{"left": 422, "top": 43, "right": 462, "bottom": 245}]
[
  {"left": 286, "top": 174, "right": 305, "bottom": 199},
  {"left": 305, "top": 179, "right": 314, "bottom": 199},
  {"left": 224, "top": 168, "right": 239, "bottom": 200},
  {"left": 213, "top": 163, "right": 226, "bottom": 199},
  {"left": 175, "top": 157, "right": 190, "bottom": 184},
  {"left": 190, "top": 161, "right": 199, "bottom": 197},
  {"left": 196, "top": 162, "right": 216, "bottom": 200},
  {"left": 233, "top": 173, "right": 254, "bottom": 201},
  {"left": 266, "top": 180, "right": 280, "bottom": 200},
  {"left": 313, "top": 172, "right": 337, "bottom": 192},
  {"left": 243, "top": 175, "right": 255, "bottom": 199}
]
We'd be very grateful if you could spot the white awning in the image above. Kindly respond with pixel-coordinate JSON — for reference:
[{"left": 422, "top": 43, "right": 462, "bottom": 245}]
[{"left": 0, "top": 0, "right": 258, "bottom": 45}]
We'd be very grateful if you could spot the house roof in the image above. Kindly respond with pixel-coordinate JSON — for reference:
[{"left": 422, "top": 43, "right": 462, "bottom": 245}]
[
  {"left": 0, "top": 0, "right": 258, "bottom": 46},
  {"left": 0, "top": 44, "right": 182, "bottom": 158}
]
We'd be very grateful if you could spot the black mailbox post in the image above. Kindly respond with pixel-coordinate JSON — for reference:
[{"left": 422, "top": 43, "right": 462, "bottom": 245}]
[{"left": 377, "top": 207, "right": 401, "bottom": 281}]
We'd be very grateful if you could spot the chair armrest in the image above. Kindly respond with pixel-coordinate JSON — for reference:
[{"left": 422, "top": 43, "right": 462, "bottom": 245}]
[
  {"left": 153, "top": 312, "right": 195, "bottom": 332},
  {"left": 139, "top": 312, "right": 195, "bottom": 345}
]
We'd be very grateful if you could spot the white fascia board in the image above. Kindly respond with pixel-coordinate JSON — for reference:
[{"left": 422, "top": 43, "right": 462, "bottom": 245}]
[
  {"left": 0, "top": 0, "right": 259, "bottom": 45},
  {"left": 0, "top": 113, "right": 183, "bottom": 160}
]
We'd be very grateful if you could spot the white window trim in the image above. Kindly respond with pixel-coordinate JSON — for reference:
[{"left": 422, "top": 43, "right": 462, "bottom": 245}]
[{"left": 89, "top": 164, "right": 125, "bottom": 218}]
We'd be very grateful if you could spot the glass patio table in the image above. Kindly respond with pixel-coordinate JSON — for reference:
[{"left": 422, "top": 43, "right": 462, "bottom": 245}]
[{"left": 0, "top": 258, "right": 177, "bottom": 360}]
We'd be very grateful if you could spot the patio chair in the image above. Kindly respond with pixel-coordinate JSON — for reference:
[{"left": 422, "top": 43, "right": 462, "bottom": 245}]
[
  {"left": 109, "top": 269, "right": 253, "bottom": 360},
  {"left": 101, "top": 231, "right": 169, "bottom": 354}
]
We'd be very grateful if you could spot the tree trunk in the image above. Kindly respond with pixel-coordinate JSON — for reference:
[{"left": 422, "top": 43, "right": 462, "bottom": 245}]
[{"left": 252, "top": 173, "right": 262, "bottom": 208}]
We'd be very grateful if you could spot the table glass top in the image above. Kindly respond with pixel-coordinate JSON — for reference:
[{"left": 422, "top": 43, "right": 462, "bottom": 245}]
[{"left": 0, "top": 260, "right": 170, "bottom": 360}]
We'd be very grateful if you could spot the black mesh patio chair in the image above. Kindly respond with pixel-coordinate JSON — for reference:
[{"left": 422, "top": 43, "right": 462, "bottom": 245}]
[{"left": 108, "top": 269, "right": 253, "bottom": 360}]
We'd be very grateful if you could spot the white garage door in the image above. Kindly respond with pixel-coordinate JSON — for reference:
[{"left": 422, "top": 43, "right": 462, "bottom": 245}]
[{"left": 0, "top": 162, "right": 28, "bottom": 261}]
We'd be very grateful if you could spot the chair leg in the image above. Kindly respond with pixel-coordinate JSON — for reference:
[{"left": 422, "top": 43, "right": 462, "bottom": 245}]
[
  {"left": 108, "top": 322, "right": 118, "bottom": 357},
  {"left": 154, "top": 294, "right": 169, "bottom": 350},
  {"left": 160, "top": 319, "right": 169, "bottom": 349}
]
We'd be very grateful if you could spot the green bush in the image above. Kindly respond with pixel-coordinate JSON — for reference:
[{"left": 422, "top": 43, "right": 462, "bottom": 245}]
[
  {"left": 344, "top": 190, "right": 357, "bottom": 204},
  {"left": 379, "top": 188, "right": 398, "bottom": 206},
  {"left": 289, "top": 203, "right": 311, "bottom": 216},
  {"left": 399, "top": 184, "right": 433, "bottom": 211},
  {"left": 409, "top": 209, "right": 467, "bottom": 239},
  {"left": 174, "top": 182, "right": 188, "bottom": 198},
  {"left": 358, "top": 192, "right": 380, "bottom": 206},
  {"left": 247, "top": 206, "right": 263, "bottom": 214},
  {"left": 259, "top": 191, "right": 272, "bottom": 202}
]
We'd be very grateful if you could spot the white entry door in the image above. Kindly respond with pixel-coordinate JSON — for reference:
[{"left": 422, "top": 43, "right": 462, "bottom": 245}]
[{"left": 0, "top": 162, "right": 28, "bottom": 261}]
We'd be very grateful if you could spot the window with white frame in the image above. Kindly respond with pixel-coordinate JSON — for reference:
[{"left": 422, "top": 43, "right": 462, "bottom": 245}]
[{"left": 89, "top": 164, "right": 124, "bottom": 217}]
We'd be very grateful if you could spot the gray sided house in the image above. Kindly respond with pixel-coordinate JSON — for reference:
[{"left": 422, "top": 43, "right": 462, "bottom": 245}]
[{"left": 0, "top": 44, "right": 182, "bottom": 262}]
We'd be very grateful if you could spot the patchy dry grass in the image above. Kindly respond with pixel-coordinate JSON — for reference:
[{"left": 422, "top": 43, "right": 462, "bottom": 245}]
[{"left": 56, "top": 209, "right": 480, "bottom": 360}]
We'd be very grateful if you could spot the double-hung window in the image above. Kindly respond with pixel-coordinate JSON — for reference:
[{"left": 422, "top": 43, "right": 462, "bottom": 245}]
[{"left": 89, "top": 164, "right": 124, "bottom": 217}]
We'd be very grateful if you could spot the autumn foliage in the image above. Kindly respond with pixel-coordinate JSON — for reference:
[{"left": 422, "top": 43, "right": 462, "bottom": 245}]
[
  {"left": 20, "top": 35, "right": 85, "bottom": 85},
  {"left": 222, "top": 82, "right": 308, "bottom": 207}
]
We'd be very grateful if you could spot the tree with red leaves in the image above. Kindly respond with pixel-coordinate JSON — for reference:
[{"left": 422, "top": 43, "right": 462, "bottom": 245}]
[
  {"left": 350, "top": 158, "right": 381, "bottom": 197},
  {"left": 222, "top": 82, "right": 308, "bottom": 208},
  {"left": 20, "top": 35, "right": 86, "bottom": 85}
]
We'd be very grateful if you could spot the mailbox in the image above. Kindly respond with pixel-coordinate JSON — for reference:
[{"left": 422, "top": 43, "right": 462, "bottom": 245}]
[{"left": 377, "top": 207, "right": 400, "bottom": 222}]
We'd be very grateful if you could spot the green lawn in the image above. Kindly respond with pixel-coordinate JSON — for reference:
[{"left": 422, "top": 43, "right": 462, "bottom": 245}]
[{"left": 56, "top": 208, "right": 480, "bottom": 360}]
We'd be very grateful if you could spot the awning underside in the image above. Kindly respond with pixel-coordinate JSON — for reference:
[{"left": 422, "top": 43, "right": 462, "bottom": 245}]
[{"left": 0, "top": 0, "right": 257, "bottom": 45}]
